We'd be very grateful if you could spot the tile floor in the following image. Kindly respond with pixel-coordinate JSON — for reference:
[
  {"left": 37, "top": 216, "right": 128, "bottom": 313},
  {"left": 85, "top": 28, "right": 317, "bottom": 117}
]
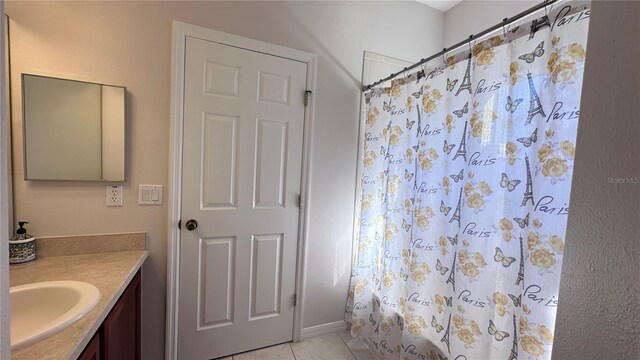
[{"left": 217, "top": 331, "right": 379, "bottom": 360}]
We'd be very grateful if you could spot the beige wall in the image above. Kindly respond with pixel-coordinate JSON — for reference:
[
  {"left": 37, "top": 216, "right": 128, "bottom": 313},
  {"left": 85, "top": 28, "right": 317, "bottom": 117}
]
[
  {"left": 5, "top": 1, "right": 443, "bottom": 358},
  {"left": 1, "top": 5, "right": 12, "bottom": 360},
  {"left": 445, "top": 1, "right": 640, "bottom": 358}
]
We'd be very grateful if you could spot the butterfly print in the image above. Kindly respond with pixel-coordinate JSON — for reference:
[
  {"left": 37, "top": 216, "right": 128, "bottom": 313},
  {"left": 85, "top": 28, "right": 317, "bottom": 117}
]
[
  {"left": 440, "top": 200, "right": 452, "bottom": 216},
  {"left": 412, "top": 87, "right": 424, "bottom": 99},
  {"left": 453, "top": 102, "right": 469, "bottom": 118},
  {"left": 518, "top": 41, "right": 545, "bottom": 63},
  {"left": 400, "top": 267, "right": 409, "bottom": 281},
  {"left": 488, "top": 320, "right": 510, "bottom": 341},
  {"left": 500, "top": 173, "right": 521, "bottom": 192},
  {"left": 449, "top": 169, "right": 464, "bottom": 183},
  {"left": 447, "top": 234, "right": 458, "bottom": 246},
  {"left": 446, "top": 78, "right": 459, "bottom": 92},
  {"left": 432, "top": 316, "right": 444, "bottom": 333},
  {"left": 517, "top": 128, "right": 538, "bottom": 147},
  {"left": 383, "top": 100, "right": 396, "bottom": 112},
  {"left": 402, "top": 219, "right": 411, "bottom": 232},
  {"left": 494, "top": 247, "right": 516, "bottom": 267},
  {"left": 412, "top": 145, "right": 419, "bottom": 152},
  {"left": 405, "top": 169, "right": 415, "bottom": 181},
  {"left": 513, "top": 213, "right": 529, "bottom": 228},
  {"left": 443, "top": 140, "right": 455, "bottom": 155},
  {"left": 436, "top": 259, "right": 449, "bottom": 275},
  {"left": 508, "top": 294, "right": 522, "bottom": 307},
  {"left": 397, "top": 315, "right": 405, "bottom": 330},
  {"left": 380, "top": 146, "right": 386, "bottom": 156},
  {"left": 505, "top": 95, "right": 523, "bottom": 113},
  {"left": 406, "top": 118, "right": 416, "bottom": 130},
  {"left": 444, "top": 296, "right": 453, "bottom": 307}
]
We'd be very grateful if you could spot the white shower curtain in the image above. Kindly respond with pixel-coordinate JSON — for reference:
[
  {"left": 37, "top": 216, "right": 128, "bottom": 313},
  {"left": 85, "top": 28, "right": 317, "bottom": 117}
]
[{"left": 347, "top": 3, "right": 591, "bottom": 360}]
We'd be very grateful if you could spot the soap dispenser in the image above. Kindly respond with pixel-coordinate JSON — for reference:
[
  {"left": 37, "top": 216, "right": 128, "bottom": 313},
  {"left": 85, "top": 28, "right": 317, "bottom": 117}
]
[{"left": 9, "top": 221, "right": 36, "bottom": 264}]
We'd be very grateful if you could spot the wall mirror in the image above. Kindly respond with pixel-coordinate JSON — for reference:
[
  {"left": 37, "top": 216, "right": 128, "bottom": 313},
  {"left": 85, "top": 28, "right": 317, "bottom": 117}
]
[{"left": 22, "top": 74, "right": 125, "bottom": 181}]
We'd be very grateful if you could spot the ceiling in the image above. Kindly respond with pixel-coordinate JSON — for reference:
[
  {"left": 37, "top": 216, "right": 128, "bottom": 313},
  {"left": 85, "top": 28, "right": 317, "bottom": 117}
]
[{"left": 416, "top": 0, "right": 464, "bottom": 12}]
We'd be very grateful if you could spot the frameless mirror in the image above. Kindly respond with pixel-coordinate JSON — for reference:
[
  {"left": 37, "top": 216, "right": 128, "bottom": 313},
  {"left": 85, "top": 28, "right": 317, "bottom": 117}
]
[{"left": 22, "top": 74, "right": 125, "bottom": 181}]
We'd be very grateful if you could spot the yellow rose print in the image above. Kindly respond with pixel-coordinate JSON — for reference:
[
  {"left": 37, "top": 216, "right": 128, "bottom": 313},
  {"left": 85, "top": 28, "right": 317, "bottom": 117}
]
[
  {"left": 457, "top": 328, "right": 476, "bottom": 345},
  {"left": 467, "top": 193, "right": 485, "bottom": 209},
  {"left": 551, "top": 60, "right": 577, "bottom": 84},
  {"left": 528, "top": 231, "right": 541, "bottom": 250},
  {"left": 537, "top": 144, "right": 554, "bottom": 162},
  {"left": 568, "top": 43, "right": 586, "bottom": 60},
  {"left": 493, "top": 292, "right": 508, "bottom": 306},
  {"left": 530, "top": 248, "right": 556, "bottom": 269},
  {"left": 476, "top": 48, "right": 495, "bottom": 67},
  {"left": 549, "top": 235, "right": 565, "bottom": 252},
  {"left": 542, "top": 157, "right": 568, "bottom": 177},
  {"left": 522, "top": 335, "right": 545, "bottom": 357},
  {"left": 538, "top": 324, "right": 554, "bottom": 343},
  {"left": 560, "top": 140, "right": 575, "bottom": 157}
]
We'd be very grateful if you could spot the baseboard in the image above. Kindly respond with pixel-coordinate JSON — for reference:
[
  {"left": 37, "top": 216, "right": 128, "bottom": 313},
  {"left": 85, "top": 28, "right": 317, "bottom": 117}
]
[{"left": 300, "top": 320, "right": 349, "bottom": 340}]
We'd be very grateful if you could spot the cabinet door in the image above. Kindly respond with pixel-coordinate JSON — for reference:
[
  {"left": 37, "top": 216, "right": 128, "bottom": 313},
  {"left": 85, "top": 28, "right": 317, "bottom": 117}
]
[
  {"left": 103, "top": 271, "right": 141, "bottom": 360},
  {"left": 78, "top": 332, "right": 101, "bottom": 360}
]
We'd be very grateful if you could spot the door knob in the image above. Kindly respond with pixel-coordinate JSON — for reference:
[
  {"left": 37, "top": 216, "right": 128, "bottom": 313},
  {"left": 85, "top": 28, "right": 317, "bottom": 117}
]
[{"left": 185, "top": 219, "right": 198, "bottom": 231}]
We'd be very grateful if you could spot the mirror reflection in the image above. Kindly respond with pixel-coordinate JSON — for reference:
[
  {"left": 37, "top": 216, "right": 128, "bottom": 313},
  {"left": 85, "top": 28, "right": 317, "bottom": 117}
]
[{"left": 22, "top": 74, "right": 125, "bottom": 181}]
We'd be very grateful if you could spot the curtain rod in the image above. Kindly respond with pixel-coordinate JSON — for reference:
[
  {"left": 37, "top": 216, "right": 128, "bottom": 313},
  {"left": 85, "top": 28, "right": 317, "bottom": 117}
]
[{"left": 361, "top": 0, "right": 561, "bottom": 92}]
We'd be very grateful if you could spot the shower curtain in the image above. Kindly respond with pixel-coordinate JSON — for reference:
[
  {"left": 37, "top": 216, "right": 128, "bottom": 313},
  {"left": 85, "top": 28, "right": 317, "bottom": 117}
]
[{"left": 347, "top": 3, "right": 590, "bottom": 360}]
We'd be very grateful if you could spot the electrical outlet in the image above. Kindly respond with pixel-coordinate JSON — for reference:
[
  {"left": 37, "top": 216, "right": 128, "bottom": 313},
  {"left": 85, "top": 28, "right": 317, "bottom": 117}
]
[{"left": 106, "top": 185, "right": 123, "bottom": 207}]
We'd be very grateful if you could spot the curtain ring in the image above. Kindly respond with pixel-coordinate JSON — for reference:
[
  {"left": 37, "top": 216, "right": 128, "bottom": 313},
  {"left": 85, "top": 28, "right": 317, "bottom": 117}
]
[
  {"left": 502, "top": 18, "right": 508, "bottom": 37},
  {"left": 544, "top": 0, "right": 549, "bottom": 16}
]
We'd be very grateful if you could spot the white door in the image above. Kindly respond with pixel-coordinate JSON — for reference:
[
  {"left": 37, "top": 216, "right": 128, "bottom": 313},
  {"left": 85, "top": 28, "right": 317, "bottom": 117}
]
[{"left": 178, "top": 36, "right": 307, "bottom": 359}]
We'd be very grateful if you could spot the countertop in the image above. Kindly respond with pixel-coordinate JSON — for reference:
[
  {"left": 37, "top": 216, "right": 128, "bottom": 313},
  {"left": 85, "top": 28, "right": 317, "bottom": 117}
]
[{"left": 10, "top": 250, "right": 148, "bottom": 360}]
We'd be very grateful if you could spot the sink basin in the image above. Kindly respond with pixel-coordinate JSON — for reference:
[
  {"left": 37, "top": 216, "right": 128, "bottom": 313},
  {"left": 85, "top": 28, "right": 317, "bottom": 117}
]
[{"left": 10, "top": 281, "right": 100, "bottom": 350}]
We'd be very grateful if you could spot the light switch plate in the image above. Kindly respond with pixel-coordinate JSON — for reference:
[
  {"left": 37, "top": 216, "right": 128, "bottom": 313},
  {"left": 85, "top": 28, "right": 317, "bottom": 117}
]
[{"left": 138, "top": 185, "right": 163, "bottom": 205}]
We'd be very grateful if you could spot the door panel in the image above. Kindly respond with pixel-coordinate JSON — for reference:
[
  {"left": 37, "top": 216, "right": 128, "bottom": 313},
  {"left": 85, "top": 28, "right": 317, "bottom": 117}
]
[{"left": 178, "top": 36, "right": 306, "bottom": 359}]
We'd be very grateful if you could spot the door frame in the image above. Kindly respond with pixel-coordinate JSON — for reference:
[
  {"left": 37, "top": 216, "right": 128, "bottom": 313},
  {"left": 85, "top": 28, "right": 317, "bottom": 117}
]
[{"left": 166, "top": 21, "right": 317, "bottom": 360}]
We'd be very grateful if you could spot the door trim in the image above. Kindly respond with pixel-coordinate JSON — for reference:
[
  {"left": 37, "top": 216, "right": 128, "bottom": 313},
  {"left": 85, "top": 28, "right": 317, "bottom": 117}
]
[{"left": 166, "top": 21, "right": 317, "bottom": 360}]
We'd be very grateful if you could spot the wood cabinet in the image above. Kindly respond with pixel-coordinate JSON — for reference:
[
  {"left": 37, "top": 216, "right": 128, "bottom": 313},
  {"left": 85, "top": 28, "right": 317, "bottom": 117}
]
[
  {"left": 78, "top": 333, "right": 100, "bottom": 360},
  {"left": 80, "top": 270, "right": 141, "bottom": 360}
]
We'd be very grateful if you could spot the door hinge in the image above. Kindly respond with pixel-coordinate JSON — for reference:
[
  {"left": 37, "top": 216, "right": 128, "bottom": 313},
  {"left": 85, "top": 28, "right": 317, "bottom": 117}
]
[
  {"left": 293, "top": 293, "right": 298, "bottom": 307},
  {"left": 297, "top": 194, "right": 303, "bottom": 208},
  {"left": 304, "top": 90, "right": 312, "bottom": 106},
  {"left": 178, "top": 220, "right": 181, "bottom": 229}
]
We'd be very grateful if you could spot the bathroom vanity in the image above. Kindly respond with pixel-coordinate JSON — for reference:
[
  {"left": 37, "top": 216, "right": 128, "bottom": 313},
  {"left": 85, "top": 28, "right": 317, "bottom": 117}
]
[
  {"left": 9, "top": 233, "right": 147, "bottom": 360},
  {"left": 78, "top": 270, "right": 140, "bottom": 360}
]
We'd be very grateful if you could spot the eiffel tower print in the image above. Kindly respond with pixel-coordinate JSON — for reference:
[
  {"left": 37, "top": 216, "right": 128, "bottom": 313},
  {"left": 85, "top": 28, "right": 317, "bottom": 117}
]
[
  {"left": 451, "top": 121, "right": 468, "bottom": 162},
  {"left": 507, "top": 314, "right": 519, "bottom": 360},
  {"left": 526, "top": 72, "right": 546, "bottom": 124},
  {"left": 516, "top": 235, "right": 525, "bottom": 286},
  {"left": 455, "top": 54, "right": 472, "bottom": 96},
  {"left": 449, "top": 187, "right": 463, "bottom": 225},
  {"left": 521, "top": 155, "right": 534, "bottom": 206},
  {"left": 446, "top": 251, "right": 457, "bottom": 292},
  {"left": 441, "top": 313, "right": 452, "bottom": 355}
]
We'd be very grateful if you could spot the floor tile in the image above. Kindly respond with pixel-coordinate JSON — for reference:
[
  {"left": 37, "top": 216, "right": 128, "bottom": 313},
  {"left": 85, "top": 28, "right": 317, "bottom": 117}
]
[
  {"left": 233, "top": 343, "right": 295, "bottom": 360},
  {"left": 338, "top": 330, "right": 379, "bottom": 360},
  {"left": 291, "top": 333, "right": 356, "bottom": 360}
]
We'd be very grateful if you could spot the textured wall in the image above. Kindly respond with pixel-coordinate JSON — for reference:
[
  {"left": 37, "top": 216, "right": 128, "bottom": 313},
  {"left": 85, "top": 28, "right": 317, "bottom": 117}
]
[
  {"left": 4, "top": 1, "right": 443, "bottom": 358},
  {"left": 553, "top": 1, "right": 640, "bottom": 358},
  {"left": 444, "top": 1, "right": 640, "bottom": 358}
]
